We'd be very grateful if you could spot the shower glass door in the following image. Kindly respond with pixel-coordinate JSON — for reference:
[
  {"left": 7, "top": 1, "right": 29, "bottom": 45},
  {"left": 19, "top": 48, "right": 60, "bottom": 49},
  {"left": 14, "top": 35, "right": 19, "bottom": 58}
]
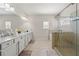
[{"left": 56, "top": 4, "right": 77, "bottom": 56}]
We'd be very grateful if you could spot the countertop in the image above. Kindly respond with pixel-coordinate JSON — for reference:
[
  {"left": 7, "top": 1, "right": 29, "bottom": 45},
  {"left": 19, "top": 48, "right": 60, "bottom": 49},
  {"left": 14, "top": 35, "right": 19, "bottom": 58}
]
[
  {"left": 0, "top": 36, "right": 18, "bottom": 44},
  {"left": 0, "top": 31, "right": 32, "bottom": 44}
]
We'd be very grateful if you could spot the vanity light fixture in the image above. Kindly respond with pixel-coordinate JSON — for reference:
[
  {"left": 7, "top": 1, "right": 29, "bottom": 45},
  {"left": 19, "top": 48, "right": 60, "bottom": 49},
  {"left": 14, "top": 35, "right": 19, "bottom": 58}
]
[
  {"left": 0, "top": 3, "right": 10, "bottom": 9},
  {"left": 0, "top": 3, "right": 15, "bottom": 12},
  {"left": 0, "top": 3, "right": 5, "bottom": 8},
  {"left": 20, "top": 16, "right": 28, "bottom": 21},
  {"left": 5, "top": 3, "right": 10, "bottom": 8},
  {"left": 5, "top": 7, "right": 15, "bottom": 12}
]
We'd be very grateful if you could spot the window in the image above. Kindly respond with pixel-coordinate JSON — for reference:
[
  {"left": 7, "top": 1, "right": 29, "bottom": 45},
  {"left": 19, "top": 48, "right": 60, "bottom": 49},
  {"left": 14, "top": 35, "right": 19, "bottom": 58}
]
[
  {"left": 43, "top": 21, "right": 49, "bottom": 29},
  {"left": 5, "top": 21, "right": 11, "bottom": 29}
]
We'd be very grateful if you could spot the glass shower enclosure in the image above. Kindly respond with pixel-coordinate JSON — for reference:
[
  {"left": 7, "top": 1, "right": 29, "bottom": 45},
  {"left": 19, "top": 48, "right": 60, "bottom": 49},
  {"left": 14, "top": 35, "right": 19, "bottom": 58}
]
[{"left": 54, "top": 3, "right": 79, "bottom": 56}]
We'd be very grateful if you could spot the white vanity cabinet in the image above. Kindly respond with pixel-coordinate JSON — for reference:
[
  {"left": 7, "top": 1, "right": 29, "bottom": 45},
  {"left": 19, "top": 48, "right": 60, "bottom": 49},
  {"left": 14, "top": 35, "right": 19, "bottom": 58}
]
[
  {"left": 27, "top": 32, "right": 32, "bottom": 43},
  {"left": 0, "top": 32, "right": 33, "bottom": 56},
  {"left": 25, "top": 34, "right": 28, "bottom": 46},
  {"left": 23, "top": 34, "right": 27, "bottom": 47},
  {"left": 0, "top": 38, "right": 18, "bottom": 56},
  {"left": 1, "top": 43, "right": 18, "bottom": 56},
  {"left": 18, "top": 33, "right": 31, "bottom": 54},
  {"left": 18, "top": 35, "right": 25, "bottom": 54},
  {"left": 30, "top": 32, "right": 33, "bottom": 41}
]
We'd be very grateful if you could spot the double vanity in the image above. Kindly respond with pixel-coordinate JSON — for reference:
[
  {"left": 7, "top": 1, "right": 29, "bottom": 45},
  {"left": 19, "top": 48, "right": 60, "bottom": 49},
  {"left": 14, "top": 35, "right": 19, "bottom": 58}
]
[{"left": 0, "top": 31, "right": 33, "bottom": 56}]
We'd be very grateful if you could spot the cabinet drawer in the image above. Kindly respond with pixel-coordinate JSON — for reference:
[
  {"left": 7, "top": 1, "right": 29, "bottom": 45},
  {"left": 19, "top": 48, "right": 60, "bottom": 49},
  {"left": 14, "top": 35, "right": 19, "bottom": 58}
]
[
  {"left": 12, "top": 39, "right": 18, "bottom": 44},
  {"left": 1, "top": 40, "right": 12, "bottom": 49}
]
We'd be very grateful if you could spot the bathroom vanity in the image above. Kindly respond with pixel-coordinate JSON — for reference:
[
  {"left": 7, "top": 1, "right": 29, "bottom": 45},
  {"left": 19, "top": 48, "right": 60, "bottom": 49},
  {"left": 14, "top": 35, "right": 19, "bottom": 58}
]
[{"left": 0, "top": 30, "right": 33, "bottom": 56}]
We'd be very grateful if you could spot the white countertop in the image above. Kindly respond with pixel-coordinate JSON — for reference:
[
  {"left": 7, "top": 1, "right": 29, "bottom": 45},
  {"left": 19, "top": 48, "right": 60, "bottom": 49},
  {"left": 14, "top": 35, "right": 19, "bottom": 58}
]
[
  {"left": 0, "top": 31, "right": 32, "bottom": 44},
  {"left": 0, "top": 36, "right": 18, "bottom": 44}
]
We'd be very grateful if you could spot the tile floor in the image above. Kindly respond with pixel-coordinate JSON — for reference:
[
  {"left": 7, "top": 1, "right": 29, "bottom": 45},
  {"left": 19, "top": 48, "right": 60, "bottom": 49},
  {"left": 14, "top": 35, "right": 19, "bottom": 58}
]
[{"left": 23, "top": 39, "right": 58, "bottom": 56}]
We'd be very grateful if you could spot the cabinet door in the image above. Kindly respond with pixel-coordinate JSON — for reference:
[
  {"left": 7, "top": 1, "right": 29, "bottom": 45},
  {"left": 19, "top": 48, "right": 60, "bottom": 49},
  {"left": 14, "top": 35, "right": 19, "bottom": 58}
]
[
  {"left": 2, "top": 43, "right": 18, "bottom": 56},
  {"left": 27, "top": 33, "right": 31, "bottom": 43},
  {"left": 23, "top": 35, "right": 28, "bottom": 47},
  {"left": 19, "top": 36, "right": 25, "bottom": 54},
  {"left": 30, "top": 33, "right": 32, "bottom": 41},
  {"left": 25, "top": 35, "right": 28, "bottom": 46}
]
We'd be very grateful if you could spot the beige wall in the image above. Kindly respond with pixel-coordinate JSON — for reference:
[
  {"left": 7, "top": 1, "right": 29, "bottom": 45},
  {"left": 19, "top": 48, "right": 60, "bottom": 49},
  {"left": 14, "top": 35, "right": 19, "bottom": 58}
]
[
  {"left": 0, "top": 14, "right": 58, "bottom": 40},
  {"left": 30, "top": 15, "right": 57, "bottom": 40},
  {"left": 0, "top": 14, "right": 32, "bottom": 32}
]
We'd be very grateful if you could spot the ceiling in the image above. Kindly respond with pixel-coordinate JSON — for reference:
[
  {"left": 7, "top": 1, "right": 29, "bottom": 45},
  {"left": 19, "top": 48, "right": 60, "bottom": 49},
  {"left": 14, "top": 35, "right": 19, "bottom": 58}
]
[
  {"left": 0, "top": 3, "right": 16, "bottom": 15},
  {"left": 0, "top": 3, "right": 69, "bottom": 16},
  {"left": 9, "top": 3, "right": 69, "bottom": 16},
  {"left": 0, "top": 9, "right": 15, "bottom": 15}
]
